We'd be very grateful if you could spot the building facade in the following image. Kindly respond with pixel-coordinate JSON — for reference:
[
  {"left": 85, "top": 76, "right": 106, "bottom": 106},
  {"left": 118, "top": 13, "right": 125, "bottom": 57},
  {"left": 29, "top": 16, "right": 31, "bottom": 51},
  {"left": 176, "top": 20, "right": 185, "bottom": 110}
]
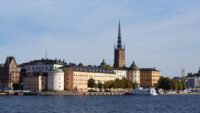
[
  {"left": 114, "top": 22, "right": 126, "bottom": 68},
  {"left": 185, "top": 68, "right": 200, "bottom": 89},
  {"left": 0, "top": 57, "right": 21, "bottom": 90},
  {"left": 23, "top": 73, "right": 47, "bottom": 92},
  {"left": 21, "top": 59, "right": 65, "bottom": 92},
  {"left": 140, "top": 68, "right": 160, "bottom": 88},
  {"left": 127, "top": 61, "right": 140, "bottom": 86},
  {"left": 21, "top": 59, "right": 65, "bottom": 75},
  {"left": 64, "top": 65, "right": 115, "bottom": 92},
  {"left": 113, "top": 69, "right": 127, "bottom": 79},
  {"left": 48, "top": 68, "right": 64, "bottom": 91}
]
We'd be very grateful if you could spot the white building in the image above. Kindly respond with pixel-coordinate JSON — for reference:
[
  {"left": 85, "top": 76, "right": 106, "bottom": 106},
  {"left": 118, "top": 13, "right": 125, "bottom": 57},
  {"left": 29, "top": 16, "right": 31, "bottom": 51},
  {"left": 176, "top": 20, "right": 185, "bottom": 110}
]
[
  {"left": 21, "top": 59, "right": 65, "bottom": 75},
  {"left": 48, "top": 68, "right": 64, "bottom": 91},
  {"left": 127, "top": 61, "right": 140, "bottom": 86},
  {"left": 113, "top": 69, "right": 127, "bottom": 79},
  {"left": 21, "top": 59, "right": 65, "bottom": 92}
]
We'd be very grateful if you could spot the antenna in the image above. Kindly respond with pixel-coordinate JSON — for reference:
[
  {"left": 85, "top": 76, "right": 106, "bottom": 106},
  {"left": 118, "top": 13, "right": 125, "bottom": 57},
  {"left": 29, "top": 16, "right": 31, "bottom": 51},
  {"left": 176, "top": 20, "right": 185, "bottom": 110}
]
[{"left": 45, "top": 48, "right": 48, "bottom": 59}]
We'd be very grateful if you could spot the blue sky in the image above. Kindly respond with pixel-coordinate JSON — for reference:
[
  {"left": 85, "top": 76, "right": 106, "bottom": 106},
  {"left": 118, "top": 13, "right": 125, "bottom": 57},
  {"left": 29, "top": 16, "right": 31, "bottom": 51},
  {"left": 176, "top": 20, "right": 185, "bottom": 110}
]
[{"left": 0, "top": 0, "right": 200, "bottom": 77}]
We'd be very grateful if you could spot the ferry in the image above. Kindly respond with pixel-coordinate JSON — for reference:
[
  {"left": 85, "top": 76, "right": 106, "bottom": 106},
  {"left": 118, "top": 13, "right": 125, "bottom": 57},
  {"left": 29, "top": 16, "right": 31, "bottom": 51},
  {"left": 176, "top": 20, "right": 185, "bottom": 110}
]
[{"left": 126, "top": 87, "right": 158, "bottom": 96}]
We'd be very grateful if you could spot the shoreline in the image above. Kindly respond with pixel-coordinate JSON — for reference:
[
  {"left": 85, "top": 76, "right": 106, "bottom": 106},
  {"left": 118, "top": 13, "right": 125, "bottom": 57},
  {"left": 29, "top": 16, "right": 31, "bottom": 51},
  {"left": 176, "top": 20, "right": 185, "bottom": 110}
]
[{"left": 1, "top": 91, "right": 200, "bottom": 96}]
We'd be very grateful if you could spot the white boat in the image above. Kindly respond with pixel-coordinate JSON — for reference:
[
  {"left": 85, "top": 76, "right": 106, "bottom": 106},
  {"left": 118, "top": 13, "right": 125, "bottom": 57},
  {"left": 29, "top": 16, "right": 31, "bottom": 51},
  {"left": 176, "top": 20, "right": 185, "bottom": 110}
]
[{"left": 127, "top": 87, "right": 158, "bottom": 96}]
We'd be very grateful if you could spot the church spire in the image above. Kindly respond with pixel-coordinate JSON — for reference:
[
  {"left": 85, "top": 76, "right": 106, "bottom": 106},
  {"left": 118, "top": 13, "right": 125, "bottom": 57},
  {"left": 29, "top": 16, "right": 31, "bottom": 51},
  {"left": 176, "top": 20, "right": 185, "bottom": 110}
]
[{"left": 117, "top": 21, "right": 122, "bottom": 49}]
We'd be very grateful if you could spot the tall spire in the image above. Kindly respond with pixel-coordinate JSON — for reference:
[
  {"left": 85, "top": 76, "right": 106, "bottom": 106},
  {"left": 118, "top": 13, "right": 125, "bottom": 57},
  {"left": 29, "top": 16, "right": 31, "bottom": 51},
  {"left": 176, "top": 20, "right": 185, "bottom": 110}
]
[{"left": 117, "top": 21, "right": 122, "bottom": 49}]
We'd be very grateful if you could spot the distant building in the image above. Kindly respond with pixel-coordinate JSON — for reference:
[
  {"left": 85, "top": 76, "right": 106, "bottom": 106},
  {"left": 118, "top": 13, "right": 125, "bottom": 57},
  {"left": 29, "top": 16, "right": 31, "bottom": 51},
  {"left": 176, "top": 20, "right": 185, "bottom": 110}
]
[
  {"left": 127, "top": 61, "right": 140, "bottom": 86},
  {"left": 64, "top": 64, "right": 115, "bottom": 92},
  {"left": 23, "top": 73, "right": 47, "bottom": 92},
  {"left": 113, "top": 22, "right": 127, "bottom": 79},
  {"left": 185, "top": 68, "right": 200, "bottom": 89},
  {"left": 113, "top": 21, "right": 126, "bottom": 68},
  {"left": 0, "top": 57, "right": 21, "bottom": 90},
  {"left": 140, "top": 67, "right": 160, "bottom": 88},
  {"left": 48, "top": 68, "right": 64, "bottom": 91},
  {"left": 21, "top": 58, "right": 65, "bottom": 91},
  {"left": 20, "top": 58, "right": 65, "bottom": 75},
  {"left": 113, "top": 69, "right": 127, "bottom": 79}
]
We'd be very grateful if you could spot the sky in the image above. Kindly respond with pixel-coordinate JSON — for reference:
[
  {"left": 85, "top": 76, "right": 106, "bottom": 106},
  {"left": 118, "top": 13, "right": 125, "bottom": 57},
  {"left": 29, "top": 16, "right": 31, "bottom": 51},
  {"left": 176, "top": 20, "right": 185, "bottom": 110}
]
[{"left": 0, "top": 0, "right": 200, "bottom": 77}]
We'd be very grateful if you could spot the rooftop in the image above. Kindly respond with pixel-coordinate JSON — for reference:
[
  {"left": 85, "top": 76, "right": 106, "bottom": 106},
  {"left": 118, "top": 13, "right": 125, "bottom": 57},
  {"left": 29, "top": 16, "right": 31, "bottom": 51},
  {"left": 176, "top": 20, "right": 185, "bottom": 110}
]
[
  {"left": 20, "top": 58, "right": 66, "bottom": 67},
  {"left": 140, "top": 68, "right": 160, "bottom": 72},
  {"left": 64, "top": 64, "right": 115, "bottom": 74},
  {"left": 49, "top": 68, "right": 64, "bottom": 73}
]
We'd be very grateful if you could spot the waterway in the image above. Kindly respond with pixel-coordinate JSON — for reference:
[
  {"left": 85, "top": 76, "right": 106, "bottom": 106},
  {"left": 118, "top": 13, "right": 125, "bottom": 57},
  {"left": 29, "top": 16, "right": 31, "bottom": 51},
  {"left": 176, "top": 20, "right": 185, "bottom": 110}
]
[{"left": 0, "top": 95, "right": 199, "bottom": 113}]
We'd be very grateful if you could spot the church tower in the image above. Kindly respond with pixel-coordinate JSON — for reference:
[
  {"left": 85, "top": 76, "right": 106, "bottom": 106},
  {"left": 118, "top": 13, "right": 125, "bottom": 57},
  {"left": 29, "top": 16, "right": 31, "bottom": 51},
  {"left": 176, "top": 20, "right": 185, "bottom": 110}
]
[{"left": 114, "top": 21, "right": 126, "bottom": 68}]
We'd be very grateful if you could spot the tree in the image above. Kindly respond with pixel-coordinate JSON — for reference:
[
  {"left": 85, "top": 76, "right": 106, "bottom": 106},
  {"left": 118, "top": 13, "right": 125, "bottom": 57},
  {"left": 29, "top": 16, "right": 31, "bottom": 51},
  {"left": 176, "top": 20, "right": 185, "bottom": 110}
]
[
  {"left": 12, "top": 83, "right": 20, "bottom": 90},
  {"left": 171, "top": 79, "right": 177, "bottom": 90},
  {"left": 97, "top": 81, "right": 103, "bottom": 90},
  {"left": 121, "top": 77, "right": 133, "bottom": 89},
  {"left": 157, "top": 76, "right": 172, "bottom": 90},
  {"left": 88, "top": 78, "right": 96, "bottom": 91},
  {"left": 104, "top": 80, "right": 114, "bottom": 91},
  {"left": 132, "top": 82, "right": 138, "bottom": 89}
]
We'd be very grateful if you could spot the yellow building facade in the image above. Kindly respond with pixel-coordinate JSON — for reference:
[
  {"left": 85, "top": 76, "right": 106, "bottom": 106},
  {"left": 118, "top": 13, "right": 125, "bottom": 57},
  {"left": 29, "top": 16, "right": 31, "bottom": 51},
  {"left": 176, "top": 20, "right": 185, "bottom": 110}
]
[
  {"left": 140, "top": 68, "right": 160, "bottom": 88},
  {"left": 64, "top": 65, "right": 115, "bottom": 92}
]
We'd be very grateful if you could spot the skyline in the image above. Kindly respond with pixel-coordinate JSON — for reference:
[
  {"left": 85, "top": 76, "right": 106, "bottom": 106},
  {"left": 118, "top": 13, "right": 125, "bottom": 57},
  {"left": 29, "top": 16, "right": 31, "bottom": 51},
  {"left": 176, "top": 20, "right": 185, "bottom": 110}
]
[{"left": 0, "top": 0, "right": 200, "bottom": 77}]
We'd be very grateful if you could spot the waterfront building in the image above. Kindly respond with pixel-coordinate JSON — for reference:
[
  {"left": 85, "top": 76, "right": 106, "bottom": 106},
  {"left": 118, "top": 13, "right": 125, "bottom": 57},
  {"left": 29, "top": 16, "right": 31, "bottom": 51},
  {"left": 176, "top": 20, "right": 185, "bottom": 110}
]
[
  {"left": 127, "top": 61, "right": 140, "bottom": 86},
  {"left": 20, "top": 58, "right": 65, "bottom": 75},
  {"left": 64, "top": 64, "right": 115, "bottom": 92},
  {"left": 113, "top": 21, "right": 126, "bottom": 68},
  {"left": 48, "top": 68, "right": 64, "bottom": 91},
  {"left": 0, "top": 57, "right": 21, "bottom": 90},
  {"left": 21, "top": 58, "right": 65, "bottom": 92},
  {"left": 140, "top": 68, "right": 160, "bottom": 88},
  {"left": 23, "top": 73, "right": 47, "bottom": 92},
  {"left": 113, "top": 69, "right": 127, "bottom": 79},
  {"left": 185, "top": 68, "right": 200, "bottom": 89}
]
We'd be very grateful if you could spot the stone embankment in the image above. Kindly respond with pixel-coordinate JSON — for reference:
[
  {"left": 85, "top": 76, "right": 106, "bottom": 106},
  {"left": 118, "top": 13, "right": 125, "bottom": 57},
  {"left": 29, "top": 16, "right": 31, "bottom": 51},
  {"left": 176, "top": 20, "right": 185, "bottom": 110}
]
[{"left": 39, "top": 91, "right": 126, "bottom": 96}]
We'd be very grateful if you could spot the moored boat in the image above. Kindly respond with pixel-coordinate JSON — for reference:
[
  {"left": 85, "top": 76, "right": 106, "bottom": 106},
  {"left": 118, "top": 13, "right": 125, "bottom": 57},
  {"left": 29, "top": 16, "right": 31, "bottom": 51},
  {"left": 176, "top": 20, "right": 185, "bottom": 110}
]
[{"left": 125, "top": 87, "right": 158, "bottom": 96}]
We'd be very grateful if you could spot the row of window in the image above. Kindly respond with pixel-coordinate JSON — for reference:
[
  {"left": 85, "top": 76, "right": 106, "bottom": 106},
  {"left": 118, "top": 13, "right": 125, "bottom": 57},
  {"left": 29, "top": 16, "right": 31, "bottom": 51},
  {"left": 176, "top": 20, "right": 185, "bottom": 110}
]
[
  {"left": 27, "top": 66, "right": 54, "bottom": 71},
  {"left": 74, "top": 74, "right": 114, "bottom": 78}
]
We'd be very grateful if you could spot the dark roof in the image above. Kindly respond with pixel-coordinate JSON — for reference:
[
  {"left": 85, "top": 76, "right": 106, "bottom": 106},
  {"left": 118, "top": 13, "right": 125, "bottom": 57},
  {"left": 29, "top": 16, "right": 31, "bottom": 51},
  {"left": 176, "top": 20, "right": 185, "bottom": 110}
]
[
  {"left": 187, "top": 73, "right": 200, "bottom": 78},
  {"left": 64, "top": 64, "right": 115, "bottom": 74},
  {"left": 140, "top": 68, "right": 160, "bottom": 72},
  {"left": 113, "top": 67, "right": 128, "bottom": 70},
  {"left": 4, "top": 56, "right": 16, "bottom": 67},
  {"left": 128, "top": 61, "right": 139, "bottom": 71},
  {"left": 20, "top": 58, "right": 66, "bottom": 67}
]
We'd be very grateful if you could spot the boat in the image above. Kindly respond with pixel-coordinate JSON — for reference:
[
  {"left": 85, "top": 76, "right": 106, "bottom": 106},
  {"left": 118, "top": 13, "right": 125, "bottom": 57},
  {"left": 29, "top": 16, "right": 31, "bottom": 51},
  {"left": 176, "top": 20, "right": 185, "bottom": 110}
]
[{"left": 125, "top": 87, "right": 158, "bottom": 96}]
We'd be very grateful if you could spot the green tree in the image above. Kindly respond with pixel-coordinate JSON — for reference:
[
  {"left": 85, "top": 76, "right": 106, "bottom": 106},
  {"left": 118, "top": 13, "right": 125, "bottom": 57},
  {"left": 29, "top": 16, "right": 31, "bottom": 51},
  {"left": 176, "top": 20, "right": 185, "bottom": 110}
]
[
  {"left": 157, "top": 76, "right": 171, "bottom": 90},
  {"left": 97, "top": 81, "right": 103, "bottom": 90},
  {"left": 114, "top": 78, "right": 122, "bottom": 89},
  {"left": 132, "top": 82, "right": 138, "bottom": 89},
  {"left": 12, "top": 83, "right": 20, "bottom": 90},
  {"left": 104, "top": 80, "right": 114, "bottom": 91},
  {"left": 121, "top": 77, "right": 133, "bottom": 89},
  {"left": 171, "top": 79, "right": 177, "bottom": 90},
  {"left": 88, "top": 78, "right": 96, "bottom": 91}
]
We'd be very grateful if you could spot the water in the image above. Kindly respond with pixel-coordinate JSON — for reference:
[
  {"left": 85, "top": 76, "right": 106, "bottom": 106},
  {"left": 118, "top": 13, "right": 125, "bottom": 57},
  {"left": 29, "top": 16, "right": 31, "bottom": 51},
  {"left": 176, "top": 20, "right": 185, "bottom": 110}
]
[{"left": 0, "top": 95, "right": 199, "bottom": 113}]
